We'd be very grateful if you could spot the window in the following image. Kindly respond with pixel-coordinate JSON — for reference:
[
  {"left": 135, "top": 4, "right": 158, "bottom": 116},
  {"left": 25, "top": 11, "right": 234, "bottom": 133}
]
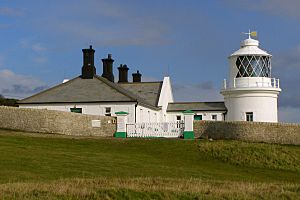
[
  {"left": 194, "top": 115, "right": 202, "bottom": 121},
  {"left": 70, "top": 108, "right": 82, "bottom": 113},
  {"left": 246, "top": 112, "right": 253, "bottom": 121},
  {"left": 176, "top": 115, "right": 181, "bottom": 121},
  {"left": 236, "top": 56, "right": 271, "bottom": 78},
  {"left": 212, "top": 115, "right": 217, "bottom": 120},
  {"left": 105, "top": 107, "right": 111, "bottom": 116}
]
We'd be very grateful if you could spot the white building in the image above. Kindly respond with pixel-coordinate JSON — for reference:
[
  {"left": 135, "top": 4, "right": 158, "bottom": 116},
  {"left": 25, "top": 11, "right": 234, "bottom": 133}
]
[
  {"left": 221, "top": 32, "right": 281, "bottom": 122},
  {"left": 19, "top": 32, "right": 281, "bottom": 123},
  {"left": 18, "top": 46, "right": 175, "bottom": 124}
]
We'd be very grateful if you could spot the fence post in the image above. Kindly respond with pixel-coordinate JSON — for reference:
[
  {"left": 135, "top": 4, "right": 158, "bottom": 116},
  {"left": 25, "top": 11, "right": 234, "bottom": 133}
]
[
  {"left": 183, "top": 110, "right": 195, "bottom": 139},
  {"left": 114, "top": 111, "right": 128, "bottom": 138}
]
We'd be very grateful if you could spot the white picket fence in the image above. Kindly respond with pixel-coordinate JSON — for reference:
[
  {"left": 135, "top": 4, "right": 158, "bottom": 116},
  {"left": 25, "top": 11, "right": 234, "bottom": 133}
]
[{"left": 126, "top": 121, "right": 184, "bottom": 138}]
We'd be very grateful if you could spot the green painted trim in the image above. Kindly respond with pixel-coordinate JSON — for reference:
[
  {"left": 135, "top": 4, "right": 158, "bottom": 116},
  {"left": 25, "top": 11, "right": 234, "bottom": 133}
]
[
  {"left": 114, "top": 132, "right": 127, "bottom": 138},
  {"left": 183, "top": 131, "right": 195, "bottom": 139},
  {"left": 115, "top": 111, "right": 128, "bottom": 115},
  {"left": 183, "top": 110, "right": 195, "bottom": 114}
]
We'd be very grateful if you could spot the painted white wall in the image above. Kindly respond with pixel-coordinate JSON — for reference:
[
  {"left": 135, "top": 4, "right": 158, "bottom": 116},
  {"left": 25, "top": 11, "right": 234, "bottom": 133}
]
[
  {"left": 157, "top": 76, "right": 174, "bottom": 122},
  {"left": 135, "top": 105, "right": 159, "bottom": 123},
  {"left": 19, "top": 102, "right": 137, "bottom": 123},
  {"left": 222, "top": 89, "right": 280, "bottom": 122},
  {"left": 167, "top": 111, "right": 225, "bottom": 122}
]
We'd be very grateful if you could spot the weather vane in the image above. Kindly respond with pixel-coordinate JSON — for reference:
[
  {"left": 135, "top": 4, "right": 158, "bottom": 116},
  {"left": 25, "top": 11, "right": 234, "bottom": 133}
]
[{"left": 243, "top": 29, "right": 257, "bottom": 39}]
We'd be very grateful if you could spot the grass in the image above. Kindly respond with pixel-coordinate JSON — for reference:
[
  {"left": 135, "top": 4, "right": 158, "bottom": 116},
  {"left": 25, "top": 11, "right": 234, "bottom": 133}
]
[
  {"left": 198, "top": 140, "right": 300, "bottom": 172},
  {"left": 0, "top": 129, "right": 299, "bottom": 199}
]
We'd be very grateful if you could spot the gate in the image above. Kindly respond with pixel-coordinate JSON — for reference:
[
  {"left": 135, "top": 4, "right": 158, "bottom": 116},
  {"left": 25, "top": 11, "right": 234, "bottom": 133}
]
[{"left": 126, "top": 121, "right": 184, "bottom": 138}]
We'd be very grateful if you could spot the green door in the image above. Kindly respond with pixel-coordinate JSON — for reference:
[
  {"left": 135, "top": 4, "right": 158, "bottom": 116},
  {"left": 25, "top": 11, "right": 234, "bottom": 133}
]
[{"left": 194, "top": 115, "right": 202, "bottom": 121}]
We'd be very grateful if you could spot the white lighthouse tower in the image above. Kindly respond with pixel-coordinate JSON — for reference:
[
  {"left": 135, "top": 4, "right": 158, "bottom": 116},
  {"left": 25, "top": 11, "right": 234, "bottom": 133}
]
[{"left": 221, "top": 31, "right": 281, "bottom": 122}]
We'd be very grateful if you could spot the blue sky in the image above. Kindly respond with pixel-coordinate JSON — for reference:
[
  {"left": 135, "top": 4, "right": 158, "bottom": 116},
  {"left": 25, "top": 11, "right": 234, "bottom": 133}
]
[{"left": 0, "top": 0, "right": 300, "bottom": 122}]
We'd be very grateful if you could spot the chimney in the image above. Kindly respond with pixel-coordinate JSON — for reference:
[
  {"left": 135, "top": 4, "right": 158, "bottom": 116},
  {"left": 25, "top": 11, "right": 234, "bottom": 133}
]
[
  {"left": 101, "top": 54, "right": 114, "bottom": 82},
  {"left": 132, "top": 70, "right": 142, "bottom": 82},
  {"left": 118, "top": 64, "right": 129, "bottom": 83},
  {"left": 81, "top": 45, "right": 96, "bottom": 79}
]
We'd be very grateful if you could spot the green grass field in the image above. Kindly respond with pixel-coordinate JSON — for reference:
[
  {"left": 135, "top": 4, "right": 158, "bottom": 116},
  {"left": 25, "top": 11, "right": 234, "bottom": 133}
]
[{"left": 0, "top": 129, "right": 299, "bottom": 199}]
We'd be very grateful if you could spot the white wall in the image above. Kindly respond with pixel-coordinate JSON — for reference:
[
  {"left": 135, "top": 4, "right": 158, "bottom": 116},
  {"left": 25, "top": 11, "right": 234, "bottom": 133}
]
[
  {"left": 19, "top": 102, "right": 137, "bottom": 123},
  {"left": 167, "top": 111, "right": 225, "bottom": 122},
  {"left": 223, "top": 90, "right": 280, "bottom": 122},
  {"left": 157, "top": 77, "right": 174, "bottom": 122},
  {"left": 135, "top": 105, "right": 159, "bottom": 123}
]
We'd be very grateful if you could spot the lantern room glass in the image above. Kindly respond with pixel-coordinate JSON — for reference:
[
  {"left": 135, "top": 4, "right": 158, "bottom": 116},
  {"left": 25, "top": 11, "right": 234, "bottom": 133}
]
[{"left": 235, "top": 56, "right": 271, "bottom": 78}]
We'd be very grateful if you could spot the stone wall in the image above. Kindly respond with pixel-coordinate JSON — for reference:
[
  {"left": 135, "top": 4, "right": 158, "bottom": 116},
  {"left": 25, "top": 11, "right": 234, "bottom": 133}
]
[
  {"left": 0, "top": 106, "right": 116, "bottom": 136},
  {"left": 194, "top": 121, "right": 300, "bottom": 145}
]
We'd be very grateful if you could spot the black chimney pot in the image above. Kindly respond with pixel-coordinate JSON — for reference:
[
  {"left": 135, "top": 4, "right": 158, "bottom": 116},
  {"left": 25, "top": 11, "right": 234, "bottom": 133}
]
[
  {"left": 132, "top": 70, "right": 142, "bottom": 82},
  {"left": 101, "top": 54, "right": 114, "bottom": 82},
  {"left": 81, "top": 45, "right": 96, "bottom": 79},
  {"left": 118, "top": 64, "right": 129, "bottom": 83}
]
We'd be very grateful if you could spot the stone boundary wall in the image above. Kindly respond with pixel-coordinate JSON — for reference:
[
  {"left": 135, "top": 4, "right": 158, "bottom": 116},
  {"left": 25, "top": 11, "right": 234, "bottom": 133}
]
[
  {"left": 0, "top": 106, "right": 116, "bottom": 136},
  {"left": 194, "top": 121, "right": 300, "bottom": 145}
]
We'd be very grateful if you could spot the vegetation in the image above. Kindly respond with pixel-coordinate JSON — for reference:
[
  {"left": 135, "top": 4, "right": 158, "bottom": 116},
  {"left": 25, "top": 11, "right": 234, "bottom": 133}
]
[
  {"left": 0, "top": 129, "right": 299, "bottom": 199},
  {"left": 198, "top": 140, "right": 300, "bottom": 172},
  {"left": 0, "top": 94, "right": 18, "bottom": 107}
]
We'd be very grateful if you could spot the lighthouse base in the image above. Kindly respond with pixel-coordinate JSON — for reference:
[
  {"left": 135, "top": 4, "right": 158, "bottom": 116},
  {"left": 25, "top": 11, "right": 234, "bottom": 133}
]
[{"left": 221, "top": 88, "right": 281, "bottom": 122}]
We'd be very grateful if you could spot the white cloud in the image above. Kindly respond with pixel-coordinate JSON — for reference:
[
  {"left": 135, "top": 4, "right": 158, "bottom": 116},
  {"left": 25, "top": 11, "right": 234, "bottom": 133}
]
[
  {"left": 32, "top": 43, "right": 46, "bottom": 53},
  {"left": 19, "top": 40, "right": 48, "bottom": 64},
  {"left": 0, "top": 69, "right": 47, "bottom": 99}
]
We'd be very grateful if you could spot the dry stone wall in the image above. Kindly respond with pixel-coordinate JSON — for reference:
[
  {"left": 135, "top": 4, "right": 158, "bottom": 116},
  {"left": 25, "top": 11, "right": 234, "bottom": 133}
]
[
  {"left": 0, "top": 106, "right": 116, "bottom": 136},
  {"left": 194, "top": 121, "right": 300, "bottom": 145}
]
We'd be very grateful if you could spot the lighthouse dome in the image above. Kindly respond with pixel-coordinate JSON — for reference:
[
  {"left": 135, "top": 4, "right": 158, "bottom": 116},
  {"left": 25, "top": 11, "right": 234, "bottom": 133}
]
[{"left": 230, "top": 38, "right": 271, "bottom": 57}]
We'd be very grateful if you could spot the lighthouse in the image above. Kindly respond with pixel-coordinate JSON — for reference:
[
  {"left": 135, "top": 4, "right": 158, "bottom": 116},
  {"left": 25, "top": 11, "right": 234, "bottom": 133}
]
[{"left": 221, "top": 31, "right": 281, "bottom": 122}]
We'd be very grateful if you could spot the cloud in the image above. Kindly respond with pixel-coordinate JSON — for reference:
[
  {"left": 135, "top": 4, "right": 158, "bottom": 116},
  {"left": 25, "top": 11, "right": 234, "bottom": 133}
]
[
  {"left": 195, "top": 81, "right": 215, "bottom": 90},
  {"left": 0, "top": 69, "right": 48, "bottom": 99},
  {"left": 0, "top": 7, "right": 23, "bottom": 16},
  {"left": 173, "top": 81, "right": 223, "bottom": 102},
  {"left": 279, "top": 107, "right": 300, "bottom": 123},
  {"left": 271, "top": 45, "right": 300, "bottom": 109},
  {"left": 19, "top": 40, "right": 48, "bottom": 64},
  {"left": 34, "top": 1, "right": 171, "bottom": 46},
  {"left": 0, "top": 56, "right": 5, "bottom": 68},
  {"left": 31, "top": 43, "right": 46, "bottom": 53},
  {"left": 224, "top": 0, "right": 300, "bottom": 18},
  {"left": 273, "top": 45, "right": 300, "bottom": 69}
]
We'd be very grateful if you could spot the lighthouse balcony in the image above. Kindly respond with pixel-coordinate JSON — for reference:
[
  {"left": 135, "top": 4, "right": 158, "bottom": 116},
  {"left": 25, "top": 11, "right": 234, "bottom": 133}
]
[{"left": 223, "top": 77, "right": 280, "bottom": 90}]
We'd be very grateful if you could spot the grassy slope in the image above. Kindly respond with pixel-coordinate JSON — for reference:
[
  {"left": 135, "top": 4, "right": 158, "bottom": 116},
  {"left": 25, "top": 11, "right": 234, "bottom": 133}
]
[{"left": 0, "top": 129, "right": 299, "bottom": 199}]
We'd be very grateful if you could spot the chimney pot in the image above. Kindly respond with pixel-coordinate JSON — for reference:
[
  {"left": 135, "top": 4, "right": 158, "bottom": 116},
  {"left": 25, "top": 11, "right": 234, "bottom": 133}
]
[
  {"left": 132, "top": 70, "right": 142, "bottom": 83},
  {"left": 118, "top": 64, "right": 129, "bottom": 83},
  {"left": 101, "top": 53, "right": 115, "bottom": 82},
  {"left": 81, "top": 45, "right": 96, "bottom": 79}
]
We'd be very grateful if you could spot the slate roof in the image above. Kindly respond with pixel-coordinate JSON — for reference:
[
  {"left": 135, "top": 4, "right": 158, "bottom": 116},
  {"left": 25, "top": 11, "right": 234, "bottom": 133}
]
[
  {"left": 18, "top": 75, "right": 161, "bottom": 110},
  {"left": 118, "top": 82, "right": 162, "bottom": 107},
  {"left": 167, "top": 102, "right": 227, "bottom": 112}
]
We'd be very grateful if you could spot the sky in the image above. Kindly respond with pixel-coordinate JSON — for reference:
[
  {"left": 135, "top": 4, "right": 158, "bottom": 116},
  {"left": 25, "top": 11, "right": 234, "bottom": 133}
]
[{"left": 0, "top": 0, "right": 300, "bottom": 122}]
